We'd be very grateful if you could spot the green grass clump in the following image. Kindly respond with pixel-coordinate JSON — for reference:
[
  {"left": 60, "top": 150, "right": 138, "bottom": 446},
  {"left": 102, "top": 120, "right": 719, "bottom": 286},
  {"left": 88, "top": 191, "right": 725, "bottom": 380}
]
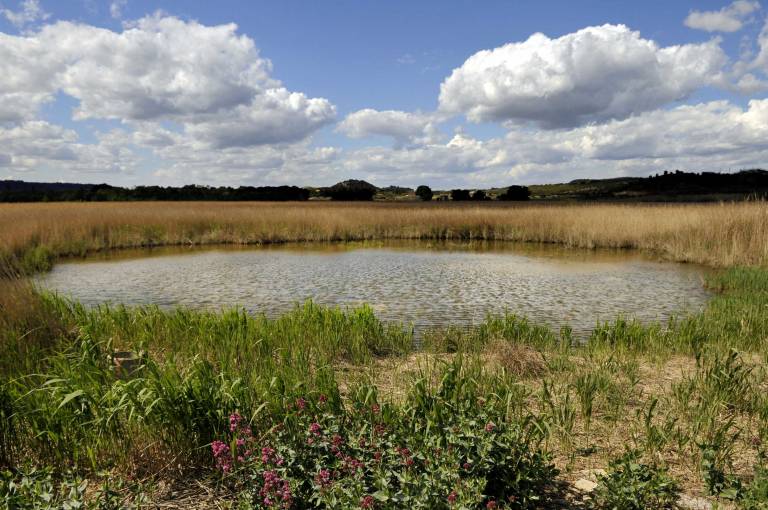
[{"left": 0, "top": 296, "right": 415, "bottom": 471}]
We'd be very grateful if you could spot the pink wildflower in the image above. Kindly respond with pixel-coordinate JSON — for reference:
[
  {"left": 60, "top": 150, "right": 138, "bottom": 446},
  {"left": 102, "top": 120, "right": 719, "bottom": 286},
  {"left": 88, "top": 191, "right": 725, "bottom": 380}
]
[
  {"left": 262, "top": 446, "right": 276, "bottom": 464},
  {"left": 211, "top": 440, "right": 232, "bottom": 472},
  {"left": 315, "top": 469, "right": 332, "bottom": 488},
  {"left": 229, "top": 412, "right": 242, "bottom": 432}
]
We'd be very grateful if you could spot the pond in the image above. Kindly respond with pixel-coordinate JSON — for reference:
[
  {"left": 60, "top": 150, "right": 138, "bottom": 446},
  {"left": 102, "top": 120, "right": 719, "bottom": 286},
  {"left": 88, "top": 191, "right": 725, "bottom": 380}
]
[{"left": 37, "top": 241, "right": 712, "bottom": 335}]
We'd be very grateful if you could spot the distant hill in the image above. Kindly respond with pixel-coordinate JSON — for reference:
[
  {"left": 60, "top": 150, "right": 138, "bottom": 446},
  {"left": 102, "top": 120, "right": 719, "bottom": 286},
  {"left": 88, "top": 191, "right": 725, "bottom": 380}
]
[{"left": 522, "top": 169, "right": 768, "bottom": 201}]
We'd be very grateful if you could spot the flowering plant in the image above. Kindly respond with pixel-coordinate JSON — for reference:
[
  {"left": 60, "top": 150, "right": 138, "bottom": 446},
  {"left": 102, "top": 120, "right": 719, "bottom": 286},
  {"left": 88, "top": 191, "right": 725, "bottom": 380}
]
[{"left": 212, "top": 378, "right": 556, "bottom": 509}]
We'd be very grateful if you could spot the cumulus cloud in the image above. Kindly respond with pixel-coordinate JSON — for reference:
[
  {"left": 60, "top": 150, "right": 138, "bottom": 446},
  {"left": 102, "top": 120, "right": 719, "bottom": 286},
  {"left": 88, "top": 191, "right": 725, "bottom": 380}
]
[
  {"left": 0, "top": 14, "right": 338, "bottom": 182},
  {"left": 186, "top": 88, "right": 336, "bottom": 149},
  {"left": 0, "top": 27, "right": 65, "bottom": 123},
  {"left": 3, "top": 12, "right": 767, "bottom": 187},
  {"left": 0, "top": 121, "right": 141, "bottom": 175},
  {"left": 438, "top": 24, "right": 727, "bottom": 128},
  {"left": 8, "top": 98, "right": 768, "bottom": 188},
  {"left": 45, "top": 16, "right": 275, "bottom": 121},
  {"left": 149, "top": 98, "right": 768, "bottom": 188},
  {"left": 0, "top": 15, "right": 335, "bottom": 145},
  {"left": 329, "top": 99, "right": 768, "bottom": 187},
  {"left": 1, "top": 0, "right": 49, "bottom": 28},
  {"left": 338, "top": 109, "right": 442, "bottom": 146},
  {"left": 684, "top": 1, "right": 760, "bottom": 33}
]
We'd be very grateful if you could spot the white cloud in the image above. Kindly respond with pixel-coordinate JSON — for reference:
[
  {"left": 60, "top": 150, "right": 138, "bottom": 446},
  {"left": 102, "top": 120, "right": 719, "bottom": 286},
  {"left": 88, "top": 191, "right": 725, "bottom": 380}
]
[
  {"left": 727, "top": 17, "right": 768, "bottom": 93},
  {"left": 1, "top": 0, "right": 49, "bottom": 29},
  {"left": 338, "top": 109, "right": 441, "bottom": 147},
  {"left": 684, "top": 1, "right": 760, "bottom": 33},
  {"left": 109, "top": 0, "right": 127, "bottom": 19},
  {"left": 148, "top": 137, "right": 343, "bottom": 186},
  {"left": 185, "top": 88, "right": 336, "bottom": 149},
  {"left": 0, "top": 14, "right": 338, "bottom": 182},
  {"left": 45, "top": 16, "right": 276, "bottom": 121},
  {"left": 147, "top": 99, "right": 768, "bottom": 188},
  {"left": 329, "top": 100, "right": 768, "bottom": 187},
  {"left": 0, "top": 15, "right": 335, "bottom": 146},
  {"left": 9, "top": 97, "right": 768, "bottom": 187},
  {"left": 3, "top": 13, "right": 767, "bottom": 187},
  {"left": 0, "top": 121, "right": 141, "bottom": 175},
  {"left": 438, "top": 24, "right": 727, "bottom": 128},
  {"left": 749, "top": 17, "right": 768, "bottom": 71}
]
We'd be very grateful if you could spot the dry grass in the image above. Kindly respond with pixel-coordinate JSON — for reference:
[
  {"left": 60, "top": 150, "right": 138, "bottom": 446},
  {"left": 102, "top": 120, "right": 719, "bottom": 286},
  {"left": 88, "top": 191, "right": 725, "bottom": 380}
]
[
  {"left": 1, "top": 200, "right": 767, "bottom": 267},
  {"left": 482, "top": 340, "right": 547, "bottom": 378}
]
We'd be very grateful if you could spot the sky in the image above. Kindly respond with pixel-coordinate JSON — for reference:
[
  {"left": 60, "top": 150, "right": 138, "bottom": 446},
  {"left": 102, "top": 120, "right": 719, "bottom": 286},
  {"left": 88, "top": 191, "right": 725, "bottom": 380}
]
[{"left": 1, "top": 1, "right": 768, "bottom": 188}]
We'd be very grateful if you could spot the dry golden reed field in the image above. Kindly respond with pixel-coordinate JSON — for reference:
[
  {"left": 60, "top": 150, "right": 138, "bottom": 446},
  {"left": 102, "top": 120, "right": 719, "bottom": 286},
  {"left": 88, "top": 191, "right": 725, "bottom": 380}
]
[{"left": 1, "top": 200, "right": 768, "bottom": 268}]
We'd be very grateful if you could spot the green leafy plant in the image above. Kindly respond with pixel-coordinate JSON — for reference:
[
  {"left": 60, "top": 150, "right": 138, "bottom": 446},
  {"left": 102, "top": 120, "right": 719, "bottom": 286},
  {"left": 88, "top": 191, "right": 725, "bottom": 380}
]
[
  {"left": 591, "top": 450, "right": 680, "bottom": 510},
  {"left": 218, "top": 361, "right": 558, "bottom": 509},
  {"left": 739, "top": 460, "right": 768, "bottom": 509},
  {"left": 0, "top": 467, "right": 87, "bottom": 509}
]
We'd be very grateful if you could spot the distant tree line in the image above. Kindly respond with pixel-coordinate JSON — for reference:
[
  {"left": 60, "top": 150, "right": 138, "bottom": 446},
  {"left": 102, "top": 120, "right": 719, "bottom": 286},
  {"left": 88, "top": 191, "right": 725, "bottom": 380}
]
[
  {"left": 558, "top": 169, "right": 768, "bottom": 200},
  {"left": 0, "top": 181, "right": 310, "bottom": 202},
  {"left": 637, "top": 169, "right": 768, "bottom": 194},
  {"left": 3, "top": 169, "right": 766, "bottom": 203}
]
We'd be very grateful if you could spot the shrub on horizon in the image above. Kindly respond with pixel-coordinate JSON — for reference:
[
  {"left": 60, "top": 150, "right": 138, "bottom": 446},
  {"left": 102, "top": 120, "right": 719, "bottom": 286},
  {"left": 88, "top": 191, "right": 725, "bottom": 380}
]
[
  {"left": 450, "top": 189, "right": 471, "bottom": 201},
  {"left": 415, "top": 185, "right": 433, "bottom": 202},
  {"left": 498, "top": 186, "right": 531, "bottom": 201}
]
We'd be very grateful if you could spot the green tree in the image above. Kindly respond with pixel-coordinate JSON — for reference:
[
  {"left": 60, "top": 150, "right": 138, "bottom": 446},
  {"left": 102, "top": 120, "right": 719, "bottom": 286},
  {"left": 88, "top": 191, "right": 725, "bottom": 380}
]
[
  {"left": 415, "top": 185, "right": 433, "bottom": 201},
  {"left": 498, "top": 185, "right": 531, "bottom": 201},
  {"left": 450, "top": 189, "right": 471, "bottom": 201}
]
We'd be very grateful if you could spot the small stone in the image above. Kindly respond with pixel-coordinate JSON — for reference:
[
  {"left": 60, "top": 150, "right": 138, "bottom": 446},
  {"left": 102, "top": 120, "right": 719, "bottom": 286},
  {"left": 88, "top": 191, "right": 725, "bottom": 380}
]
[
  {"left": 677, "top": 494, "right": 713, "bottom": 510},
  {"left": 573, "top": 478, "right": 598, "bottom": 493},
  {"left": 580, "top": 468, "right": 607, "bottom": 482}
]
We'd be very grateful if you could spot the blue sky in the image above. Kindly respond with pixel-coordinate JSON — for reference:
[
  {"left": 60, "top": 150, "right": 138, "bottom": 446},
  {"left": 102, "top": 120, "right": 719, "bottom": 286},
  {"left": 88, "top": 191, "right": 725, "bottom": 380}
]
[{"left": 1, "top": 0, "right": 768, "bottom": 187}]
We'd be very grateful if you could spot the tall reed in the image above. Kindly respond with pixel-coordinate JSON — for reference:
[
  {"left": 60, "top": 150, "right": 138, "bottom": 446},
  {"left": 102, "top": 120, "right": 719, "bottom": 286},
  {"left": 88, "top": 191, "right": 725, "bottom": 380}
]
[{"left": 2, "top": 201, "right": 767, "bottom": 270}]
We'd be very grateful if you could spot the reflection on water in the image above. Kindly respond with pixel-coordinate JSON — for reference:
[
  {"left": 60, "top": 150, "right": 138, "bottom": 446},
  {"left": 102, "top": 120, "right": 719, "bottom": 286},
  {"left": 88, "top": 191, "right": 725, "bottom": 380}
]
[{"left": 38, "top": 241, "right": 712, "bottom": 335}]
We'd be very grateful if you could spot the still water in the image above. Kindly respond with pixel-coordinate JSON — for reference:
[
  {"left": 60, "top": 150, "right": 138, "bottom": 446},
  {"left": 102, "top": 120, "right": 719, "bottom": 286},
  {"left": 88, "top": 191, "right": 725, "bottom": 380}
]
[{"left": 38, "top": 241, "right": 712, "bottom": 335}]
